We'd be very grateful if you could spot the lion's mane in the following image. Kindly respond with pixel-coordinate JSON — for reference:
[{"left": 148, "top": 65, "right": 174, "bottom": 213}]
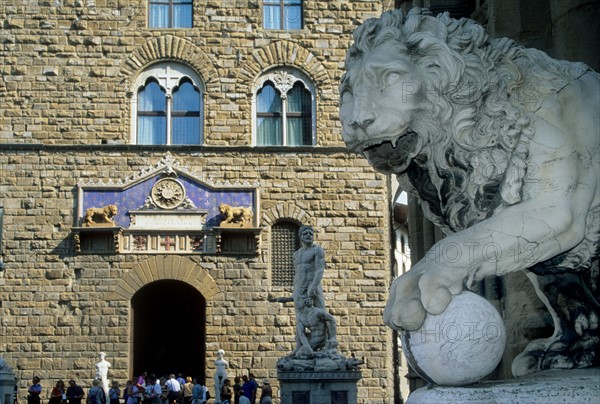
[{"left": 347, "top": 8, "right": 590, "bottom": 233}]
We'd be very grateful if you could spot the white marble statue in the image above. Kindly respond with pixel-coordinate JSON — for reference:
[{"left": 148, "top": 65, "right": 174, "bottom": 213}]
[
  {"left": 213, "top": 349, "right": 228, "bottom": 403},
  {"left": 275, "top": 226, "right": 364, "bottom": 372},
  {"left": 95, "top": 352, "right": 111, "bottom": 395},
  {"left": 341, "top": 8, "right": 600, "bottom": 378}
]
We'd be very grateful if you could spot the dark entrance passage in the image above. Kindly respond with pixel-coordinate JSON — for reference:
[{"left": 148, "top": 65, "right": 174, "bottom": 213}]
[{"left": 132, "top": 280, "right": 206, "bottom": 380}]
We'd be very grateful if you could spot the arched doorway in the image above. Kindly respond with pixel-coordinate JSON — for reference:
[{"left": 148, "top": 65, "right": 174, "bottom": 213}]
[{"left": 131, "top": 279, "right": 206, "bottom": 380}]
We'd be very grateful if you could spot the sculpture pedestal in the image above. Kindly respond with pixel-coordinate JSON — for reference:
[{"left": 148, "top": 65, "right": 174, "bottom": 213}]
[
  {"left": 406, "top": 368, "right": 600, "bottom": 403},
  {"left": 278, "top": 370, "right": 361, "bottom": 404},
  {"left": 0, "top": 358, "right": 15, "bottom": 404}
]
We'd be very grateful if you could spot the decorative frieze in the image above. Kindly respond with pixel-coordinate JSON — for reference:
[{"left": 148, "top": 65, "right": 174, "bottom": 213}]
[
  {"left": 121, "top": 231, "right": 207, "bottom": 254},
  {"left": 72, "top": 153, "right": 261, "bottom": 255}
]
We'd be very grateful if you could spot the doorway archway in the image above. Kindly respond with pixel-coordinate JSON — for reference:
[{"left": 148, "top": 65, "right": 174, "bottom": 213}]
[
  {"left": 108, "top": 255, "right": 219, "bottom": 382},
  {"left": 132, "top": 279, "right": 206, "bottom": 379}
]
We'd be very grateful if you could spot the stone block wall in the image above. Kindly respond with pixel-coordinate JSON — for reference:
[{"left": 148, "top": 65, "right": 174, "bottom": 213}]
[
  {"left": 0, "top": 0, "right": 383, "bottom": 146},
  {"left": 0, "top": 0, "right": 396, "bottom": 402},
  {"left": 0, "top": 149, "right": 393, "bottom": 403}
]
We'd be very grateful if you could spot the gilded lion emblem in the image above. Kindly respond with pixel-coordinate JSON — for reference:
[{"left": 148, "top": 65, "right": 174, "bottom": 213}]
[
  {"left": 219, "top": 203, "right": 253, "bottom": 227},
  {"left": 83, "top": 204, "right": 118, "bottom": 227},
  {"left": 341, "top": 8, "right": 599, "bottom": 377}
]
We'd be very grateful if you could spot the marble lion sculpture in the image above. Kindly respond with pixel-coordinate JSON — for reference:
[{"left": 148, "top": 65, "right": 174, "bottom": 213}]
[
  {"left": 219, "top": 203, "right": 253, "bottom": 226},
  {"left": 83, "top": 204, "right": 118, "bottom": 226},
  {"left": 341, "top": 8, "right": 599, "bottom": 377}
]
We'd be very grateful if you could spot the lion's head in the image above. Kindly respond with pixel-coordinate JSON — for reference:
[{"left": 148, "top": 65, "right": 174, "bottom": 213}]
[
  {"left": 219, "top": 203, "right": 229, "bottom": 215},
  {"left": 105, "top": 205, "right": 117, "bottom": 218},
  {"left": 341, "top": 8, "right": 588, "bottom": 232}
]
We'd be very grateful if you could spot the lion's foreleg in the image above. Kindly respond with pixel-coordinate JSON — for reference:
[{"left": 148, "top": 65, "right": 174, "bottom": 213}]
[{"left": 387, "top": 187, "right": 593, "bottom": 332}]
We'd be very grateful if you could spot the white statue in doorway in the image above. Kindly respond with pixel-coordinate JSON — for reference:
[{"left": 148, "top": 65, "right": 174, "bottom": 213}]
[
  {"left": 213, "top": 349, "right": 228, "bottom": 403},
  {"left": 95, "top": 352, "right": 111, "bottom": 395}
]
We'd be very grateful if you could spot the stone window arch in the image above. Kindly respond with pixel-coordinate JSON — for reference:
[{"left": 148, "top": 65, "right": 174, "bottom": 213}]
[
  {"left": 131, "top": 62, "right": 204, "bottom": 145},
  {"left": 252, "top": 67, "right": 316, "bottom": 146}
]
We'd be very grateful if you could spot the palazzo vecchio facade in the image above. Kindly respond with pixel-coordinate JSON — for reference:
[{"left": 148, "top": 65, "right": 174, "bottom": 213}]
[{"left": 0, "top": 0, "right": 395, "bottom": 402}]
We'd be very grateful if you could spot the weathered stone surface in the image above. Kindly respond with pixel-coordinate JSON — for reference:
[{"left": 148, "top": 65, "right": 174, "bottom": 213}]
[{"left": 407, "top": 368, "right": 600, "bottom": 404}]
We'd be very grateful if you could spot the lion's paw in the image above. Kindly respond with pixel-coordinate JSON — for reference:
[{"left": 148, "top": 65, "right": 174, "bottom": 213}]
[
  {"left": 383, "top": 271, "right": 425, "bottom": 331},
  {"left": 512, "top": 334, "right": 600, "bottom": 377},
  {"left": 384, "top": 267, "right": 468, "bottom": 331}
]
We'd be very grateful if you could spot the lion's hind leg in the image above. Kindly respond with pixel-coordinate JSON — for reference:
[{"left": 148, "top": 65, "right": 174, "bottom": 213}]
[{"left": 512, "top": 270, "right": 600, "bottom": 377}]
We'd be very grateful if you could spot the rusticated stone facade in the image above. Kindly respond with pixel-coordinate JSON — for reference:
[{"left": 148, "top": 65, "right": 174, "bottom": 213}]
[{"left": 0, "top": 1, "right": 394, "bottom": 403}]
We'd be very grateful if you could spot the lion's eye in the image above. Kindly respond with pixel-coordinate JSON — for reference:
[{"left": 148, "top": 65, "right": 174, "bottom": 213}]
[
  {"left": 384, "top": 72, "right": 403, "bottom": 87},
  {"left": 341, "top": 90, "right": 353, "bottom": 105}
]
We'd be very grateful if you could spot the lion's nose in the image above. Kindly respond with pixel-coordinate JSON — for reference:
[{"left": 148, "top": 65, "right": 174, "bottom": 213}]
[
  {"left": 350, "top": 97, "right": 375, "bottom": 130},
  {"left": 350, "top": 105, "right": 376, "bottom": 129}
]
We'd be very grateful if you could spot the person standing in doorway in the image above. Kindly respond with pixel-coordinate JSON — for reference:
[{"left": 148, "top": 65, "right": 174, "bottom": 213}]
[
  {"left": 232, "top": 377, "right": 242, "bottom": 404},
  {"left": 66, "top": 380, "right": 84, "bottom": 404},
  {"left": 49, "top": 380, "right": 66, "bottom": 404},
  {"left": 165, "top": 375, "right": 180, "bottom": 404},
  {"left": 219, "top": 379, "right": 232, "bottom": 404},
  {"left": 87, "top": 379, "right": 105, "bottom": 404},
  {"left": 182, "top": 377, "right": 193, "bottom": 404},
  {"left": 108, "top": 381, "right": 120, "bottom": 404},
  {"left": 246, "top": 375, "right": 257, "bottom": 404},
  {"left": 144, "top": 376, "right": 161, "bottom": 404},
  {"left": 258, "top": 380, "right": 271, "bottom": 404},
  {"left": 27, "top": 377, "right": 42, "bottom": 404},
  {"left": 190, "top": 378, "right": 206, "bottom": 404},
  {"left": 237, "top": 391, "right": 249, "bottom": 404},
  {"left": 125, "top": 381, "right": 141, "bottom": 404}
]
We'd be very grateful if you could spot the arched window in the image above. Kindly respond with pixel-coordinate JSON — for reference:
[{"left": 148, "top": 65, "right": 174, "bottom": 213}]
[
  {"left": 253, "top": 68, "right": 316, "bottom": 146},
  {"left": 271, "top": 221, "right": 300, "bottom": 287},
  {"left": 131, "top": 63, "right": 203, "bottom": 145},
  {"left": 257, "top": 82, "right": 283, "bottom": 145}
]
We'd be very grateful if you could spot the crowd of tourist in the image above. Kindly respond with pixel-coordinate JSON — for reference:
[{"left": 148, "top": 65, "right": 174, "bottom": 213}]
[{"left": 25, "top": 371, "right": 272, "bottom": 404}]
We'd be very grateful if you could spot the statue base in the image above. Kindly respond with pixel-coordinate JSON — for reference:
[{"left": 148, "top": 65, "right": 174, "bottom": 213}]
[
  {"left": 277, "top": 370, "right": 361, "bottom": 404},
  {"left": 406, "top": 368, "right": 600, "bottom": 403}
]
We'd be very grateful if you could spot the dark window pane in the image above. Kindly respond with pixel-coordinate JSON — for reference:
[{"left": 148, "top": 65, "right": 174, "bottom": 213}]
[
  {"left": 173, "top": 3, "right": 192, "bottom": 28},
  {"left": 137, "top": 80, "right": 166, "bottom": 144},
  {"left": 149, "top": 0, "right": 192, "bottom": 28},
  {"left": 257, "top": 117, "right": 282, "bottom": 145},
  {"left": 138, "top": 116, "right": 167, "bottom": 145},
  {"left": 284, "top": 5, "right": 302, "bottom": 29},
  {"left": 138, "top": 81, "right": 166, "bottom": 111},
  {"left": 257, "top": 83, "right": 283, "bottom": 145},
  {"left": 172, "top": 116, "right": 200, "bottom": 144},
  {"left": 257, "top": 83, "right": 282, "bottom": 113},
  {"left": 287, "top": 117, "right": 311, "bottom": 146},
  {"left": 263, "top": 4, "right": 281, "bottom": 29},
  {"left": 173, "top": 81, "right": 200, "bottom": 111},
  {"left": 287, "top": 83, "right": 311, "bottom": 145},
  {"left": 287, "top": 83, "right": 310, "bottom": 113},
  {"left": 149, "top": 3, "right": 169, "bottom": 28}
]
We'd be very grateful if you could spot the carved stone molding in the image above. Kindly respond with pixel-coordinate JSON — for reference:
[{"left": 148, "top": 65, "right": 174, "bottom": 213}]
[{"left": 151, "top": 178, "right": 186, "bottom": 209}]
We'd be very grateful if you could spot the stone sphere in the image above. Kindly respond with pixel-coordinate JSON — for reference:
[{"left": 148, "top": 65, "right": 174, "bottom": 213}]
[{"left": 401, "top": 291, "right": 506, "bottom": 386}]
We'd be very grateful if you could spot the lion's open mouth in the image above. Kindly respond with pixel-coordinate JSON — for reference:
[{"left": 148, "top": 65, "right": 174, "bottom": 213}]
[
  {"left": 360, "top": 129, "right": 420, "bottom": 174},
  {"left": 362, "top": 129, "right": 416, "bottom": 153}
]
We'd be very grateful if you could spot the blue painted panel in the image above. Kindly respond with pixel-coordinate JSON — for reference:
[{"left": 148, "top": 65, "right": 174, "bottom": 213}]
[{"left": 82, "top": 175, "right": 256, "bottom": 228}]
